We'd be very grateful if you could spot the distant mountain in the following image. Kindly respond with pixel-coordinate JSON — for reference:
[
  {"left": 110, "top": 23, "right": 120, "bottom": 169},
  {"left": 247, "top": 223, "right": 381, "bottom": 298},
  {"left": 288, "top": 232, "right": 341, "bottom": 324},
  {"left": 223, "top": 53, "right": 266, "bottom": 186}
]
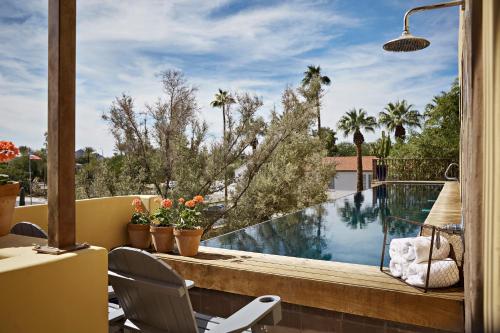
[{"left": 75, "top": 149, "right": 104, "bottom": 160}]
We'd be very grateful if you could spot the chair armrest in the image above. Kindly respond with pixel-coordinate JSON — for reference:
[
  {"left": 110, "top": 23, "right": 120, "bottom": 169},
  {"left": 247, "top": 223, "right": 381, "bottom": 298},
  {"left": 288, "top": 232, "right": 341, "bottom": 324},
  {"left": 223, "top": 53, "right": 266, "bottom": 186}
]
[
  {"left": 212, "top": 295, "right": 281, "bottom": 333},
  {"left": 108, "top": 285, "right": 116, "bottom": 299},
  {"left": 108, "top": 303, "right": 125, "bottom": 322},
  {"left": 185, "top": 279, "right": 195, "bottom": 290}
]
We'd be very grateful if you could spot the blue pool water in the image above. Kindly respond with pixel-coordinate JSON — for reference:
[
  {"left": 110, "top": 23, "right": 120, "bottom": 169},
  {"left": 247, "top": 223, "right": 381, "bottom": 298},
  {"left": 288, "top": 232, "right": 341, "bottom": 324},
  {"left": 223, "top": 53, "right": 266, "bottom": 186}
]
[{"left": 203, "top": 183, "right": 443, "bottom": 266}]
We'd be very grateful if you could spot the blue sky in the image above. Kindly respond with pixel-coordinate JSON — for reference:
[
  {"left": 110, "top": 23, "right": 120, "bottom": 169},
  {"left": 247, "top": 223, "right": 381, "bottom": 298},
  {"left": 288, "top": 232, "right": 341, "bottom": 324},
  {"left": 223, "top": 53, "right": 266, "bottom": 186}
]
[{"left": 0, "top": 0, "right": 459, "bottom": 155}]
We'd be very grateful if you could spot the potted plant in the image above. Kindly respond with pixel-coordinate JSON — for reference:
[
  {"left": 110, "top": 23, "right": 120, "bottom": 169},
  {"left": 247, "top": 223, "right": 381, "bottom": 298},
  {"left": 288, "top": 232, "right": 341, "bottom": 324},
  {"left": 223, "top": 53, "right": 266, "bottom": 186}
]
[
  {"left": 127, "top": 198, "right": 151, "bottom": 249},
  {"left": 150, "top": 198, "right": 175, "bottom": 253},
  {"left": 174, "top": 195, "right": 205, "bottom": 256},
  {"left": 0, "top": 141, "right": 20, "bottom": 236}
]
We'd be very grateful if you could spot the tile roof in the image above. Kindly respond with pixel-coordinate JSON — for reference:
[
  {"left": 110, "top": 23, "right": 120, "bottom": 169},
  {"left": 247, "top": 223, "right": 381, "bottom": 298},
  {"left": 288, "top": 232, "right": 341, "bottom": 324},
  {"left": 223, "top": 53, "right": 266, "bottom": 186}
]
[{"left": 323, "top": 156, "right": 376, "bottom": 172}]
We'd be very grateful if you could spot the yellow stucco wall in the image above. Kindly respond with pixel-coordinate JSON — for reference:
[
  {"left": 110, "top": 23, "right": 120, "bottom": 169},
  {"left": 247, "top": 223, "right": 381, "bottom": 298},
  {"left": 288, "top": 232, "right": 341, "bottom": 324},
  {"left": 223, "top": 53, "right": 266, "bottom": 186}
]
[
  {"left": 0, "top": 234, "right": 108, "bottom": 333},
  {"left": 12, "top": 195, "right": 159, "bottom": 250},
  {"left": 0, "top": 195, "right": 161, "bottom": 332}
]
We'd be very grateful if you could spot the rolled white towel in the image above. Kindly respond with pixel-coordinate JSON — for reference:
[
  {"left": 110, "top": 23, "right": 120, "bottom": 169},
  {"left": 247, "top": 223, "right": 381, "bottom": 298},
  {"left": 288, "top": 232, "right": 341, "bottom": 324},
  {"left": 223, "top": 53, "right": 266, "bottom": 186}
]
[
  {"left": 412, "top": 236, "right": 450, "bottom": 263},
  {"left": 402, "top": 245, "right": 416, "bottom": 261},
  {"left": 389, "top": 237, "right": 413, "bottom": 259},
  {"left": 389, "top": 259, "right": 410, "bottom": 279},
  {"left": 406, "top": 259, "right": 459, "bottom": 288}
]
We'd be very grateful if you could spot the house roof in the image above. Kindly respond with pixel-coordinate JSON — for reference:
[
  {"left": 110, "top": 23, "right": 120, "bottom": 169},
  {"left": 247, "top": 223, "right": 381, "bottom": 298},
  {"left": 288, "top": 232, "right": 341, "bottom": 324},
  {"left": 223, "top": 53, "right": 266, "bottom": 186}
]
[{"left": 323, "top": 156, "right": 376, "bottom": 172}]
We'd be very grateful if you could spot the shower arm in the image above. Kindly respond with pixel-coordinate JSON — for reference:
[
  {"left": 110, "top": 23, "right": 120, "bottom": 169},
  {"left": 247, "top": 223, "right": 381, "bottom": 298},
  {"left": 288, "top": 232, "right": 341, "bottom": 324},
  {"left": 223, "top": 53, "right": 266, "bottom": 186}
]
[{"left": 403, "top": 1, "right": 464, "bottom": 33}]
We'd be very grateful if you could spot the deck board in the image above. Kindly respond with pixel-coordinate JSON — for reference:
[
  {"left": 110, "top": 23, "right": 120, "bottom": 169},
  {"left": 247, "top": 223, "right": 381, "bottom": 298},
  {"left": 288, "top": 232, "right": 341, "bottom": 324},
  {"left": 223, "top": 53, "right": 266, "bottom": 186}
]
[
  {"left": 156, "top": 182, "right": 464, "bottom": 332},
  {"left": 425, "top": 181, "right": 462, "bottom": 227}
]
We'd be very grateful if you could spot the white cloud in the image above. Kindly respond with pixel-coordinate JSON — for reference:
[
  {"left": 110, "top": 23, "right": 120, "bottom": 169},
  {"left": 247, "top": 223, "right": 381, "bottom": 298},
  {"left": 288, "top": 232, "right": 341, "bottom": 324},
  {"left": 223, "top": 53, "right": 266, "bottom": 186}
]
[{"left": 0, "top": 0, "right": 458, "bottom": 154}]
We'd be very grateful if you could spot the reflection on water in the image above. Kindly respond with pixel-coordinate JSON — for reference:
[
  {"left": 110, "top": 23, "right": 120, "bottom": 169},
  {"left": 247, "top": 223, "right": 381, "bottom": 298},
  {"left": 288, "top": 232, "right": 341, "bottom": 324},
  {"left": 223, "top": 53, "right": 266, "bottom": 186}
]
[{"left": 204, "top": 183, "right": 443, "bottom": 266}]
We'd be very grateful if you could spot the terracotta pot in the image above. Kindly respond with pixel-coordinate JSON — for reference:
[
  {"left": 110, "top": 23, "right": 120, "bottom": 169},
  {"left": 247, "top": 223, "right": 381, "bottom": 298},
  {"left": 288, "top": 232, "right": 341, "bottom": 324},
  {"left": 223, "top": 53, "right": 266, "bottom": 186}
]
[
  {"left": 0, "top": 182, "right": 20, "bottom": 236},
  {"left": 127, "top": 223, "right": 151, "bottom": 249},
  {"left": 150, "top": 225, "right": 174, "bottom": 253},
  {"left": 174, "top": 228, "right": 203, "bottom": 257}
]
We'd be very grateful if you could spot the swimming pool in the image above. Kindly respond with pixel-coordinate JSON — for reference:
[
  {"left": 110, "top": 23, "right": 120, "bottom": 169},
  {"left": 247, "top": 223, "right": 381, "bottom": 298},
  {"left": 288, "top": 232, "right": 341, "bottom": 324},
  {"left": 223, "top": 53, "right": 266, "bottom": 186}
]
[{"left": 203, "top": 183, "right": 443, "bottom": 266}]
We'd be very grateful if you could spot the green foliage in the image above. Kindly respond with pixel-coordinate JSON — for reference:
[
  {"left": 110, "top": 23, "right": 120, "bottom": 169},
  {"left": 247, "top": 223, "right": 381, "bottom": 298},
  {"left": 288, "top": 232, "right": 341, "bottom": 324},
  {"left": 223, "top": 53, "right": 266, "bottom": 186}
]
[
  {"left": 222, "top": 88, "right": 334, "bottom": 231},
  {"left": 0, "top": 174, "right": 10, "bottom": 185},
  {"left": 334, "top": 142, "right": 372, "bottom": 156},
  {"left": 390, "top": 79, "right": 460, "bottom": 159},
  {"left": 0, "top": 148, "right": 46, "bottom": 191},
  {"left": 80, "top": 69, "right": 334, "bottom": 236},
  {"left": 151, "top": 206, "right": 175, "bottom": 227},
  {"left": 337, "top": 108, "right": 377, "bottom": 145},
  {"left": 372, "top": 131, "right": 392, "bottom": 158},
  {"left": 130, "top": 212, "right": 151, "bottom": 225},
  {"left": 379, "top": 100, "right": 422, "bottom": 141},
  {"left": 301, "top": 65, "right": 331, "bottom": 86},
  {"left": 150, "top": 198, "right": 179, "bottom": 227},
  {"left": 177, "top": 202, "right": 203, "bottom": 230},
  {"left": 317, "top": 127, "right": 337, "bottom": 156},
  {"left": 301, "top": 65, "right": 331, "bottom": 132}
]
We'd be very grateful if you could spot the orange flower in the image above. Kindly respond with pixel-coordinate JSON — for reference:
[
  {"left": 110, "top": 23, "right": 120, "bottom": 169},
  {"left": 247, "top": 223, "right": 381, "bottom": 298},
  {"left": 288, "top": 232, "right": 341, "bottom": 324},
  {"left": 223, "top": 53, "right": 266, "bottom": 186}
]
[
  {"left": 132, "top": 198, "right": 143, "bottom": 213},
  {"left": 193, "top": 195, "right": 204, "bottom": 204},
  {"left": 185, "top": 200, "right": 196, "bottom": 208},
  {"left": 178, "top": 197, "right": 185, "bottom": 204},
  {"left": 161, "top": 198, "right": 173, "bottom": 209},
  {"left": 0, "top": 141, "right": 20, "bottom": 163}
]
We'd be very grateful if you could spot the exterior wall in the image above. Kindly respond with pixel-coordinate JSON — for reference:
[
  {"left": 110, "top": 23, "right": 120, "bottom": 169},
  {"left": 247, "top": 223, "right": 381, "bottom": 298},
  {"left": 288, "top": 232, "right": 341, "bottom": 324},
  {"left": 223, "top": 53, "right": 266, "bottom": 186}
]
[
  {"left": 330, "top": 171, "right": 371, "bottom": 191},
  {"left": 481, "top": 1, "right": 500, "bottom": 331},
  {"left": 189, "top": 287, "right": 457, "bottom": 333},
  {"left": 460, "top": 0, "right": 500, "bottom": 331},
  {"left": 12, "top": 195, "right": 159, "bottom": 250},
  {"left": 0, "top": 235, "right": 107, "bottom": 333}
]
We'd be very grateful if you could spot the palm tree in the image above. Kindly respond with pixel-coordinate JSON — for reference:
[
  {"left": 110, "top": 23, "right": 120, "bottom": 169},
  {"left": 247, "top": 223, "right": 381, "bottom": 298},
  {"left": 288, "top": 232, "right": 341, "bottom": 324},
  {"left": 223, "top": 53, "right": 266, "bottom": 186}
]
[
  {"left": 337, "top": 108, "right": 377, "bottom": 192},
  {"left": 210, "top": 89, "right": 235, "bottom": 206},
  {"left": 302, "top": 65, "right": 331, "bottom": 134},
  {"left": 379, "top": 100, "right": 421, "bottom": 141},
  {"left": 83, "top": 146, "right": 95, "bottom": 164}
]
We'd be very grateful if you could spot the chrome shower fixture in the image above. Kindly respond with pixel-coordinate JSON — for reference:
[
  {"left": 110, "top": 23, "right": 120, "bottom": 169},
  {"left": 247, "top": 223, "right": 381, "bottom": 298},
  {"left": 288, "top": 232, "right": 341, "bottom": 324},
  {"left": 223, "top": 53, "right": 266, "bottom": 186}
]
[{"left": 383, "top": 1, "right": 464, "bottom": 52}]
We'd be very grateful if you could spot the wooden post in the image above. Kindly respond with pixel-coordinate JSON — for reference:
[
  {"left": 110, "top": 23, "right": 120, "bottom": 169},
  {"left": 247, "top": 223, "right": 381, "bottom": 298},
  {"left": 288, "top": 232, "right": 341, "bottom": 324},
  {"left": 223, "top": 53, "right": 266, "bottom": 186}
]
[
  {"left": 47, "top": 0, "right": 77, "bottom": 249},
  {"left": 461, "top": 0, "right": 485, "bottom": 331}
]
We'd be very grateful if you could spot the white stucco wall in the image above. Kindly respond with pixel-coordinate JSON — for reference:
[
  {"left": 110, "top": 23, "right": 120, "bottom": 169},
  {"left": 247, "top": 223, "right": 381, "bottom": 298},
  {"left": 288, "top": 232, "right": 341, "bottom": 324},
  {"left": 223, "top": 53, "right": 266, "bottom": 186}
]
[{"left": 329, "top": 171, "right": 372, "bottom": 191}]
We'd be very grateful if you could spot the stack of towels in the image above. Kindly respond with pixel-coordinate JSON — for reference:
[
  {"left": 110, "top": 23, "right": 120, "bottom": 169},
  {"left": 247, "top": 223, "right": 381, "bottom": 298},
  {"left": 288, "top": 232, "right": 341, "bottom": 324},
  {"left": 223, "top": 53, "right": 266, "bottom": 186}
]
[{"left": 389, "top": 236, "right": 460, "bottom": 288}]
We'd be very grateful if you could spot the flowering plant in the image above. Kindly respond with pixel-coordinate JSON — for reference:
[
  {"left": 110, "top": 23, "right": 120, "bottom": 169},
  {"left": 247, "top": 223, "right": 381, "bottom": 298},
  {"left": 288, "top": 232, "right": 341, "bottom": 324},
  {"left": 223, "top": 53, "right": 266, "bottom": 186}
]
[
  {"left": 151, "top": 198, "right": 175, "bottom": 227},
  {"left": 0, "top": 141, "right": 20, "bottom": 185},
  {"left": 176, "top": 195, "right": 205, "bottom": 230},
  {"left": 130, "top": 198, "right": 151, "bottom": 225}
]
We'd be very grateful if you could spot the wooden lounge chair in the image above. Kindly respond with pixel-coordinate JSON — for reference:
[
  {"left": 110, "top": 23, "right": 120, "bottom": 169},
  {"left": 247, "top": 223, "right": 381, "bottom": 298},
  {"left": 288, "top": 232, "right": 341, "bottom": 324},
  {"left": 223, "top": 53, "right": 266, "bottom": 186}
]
[
  {"left": 10, "top": 222, "right": 48, "bottom": 239},
  {"left": 108, "top": 247, "right": 282, "bottom": 333}
]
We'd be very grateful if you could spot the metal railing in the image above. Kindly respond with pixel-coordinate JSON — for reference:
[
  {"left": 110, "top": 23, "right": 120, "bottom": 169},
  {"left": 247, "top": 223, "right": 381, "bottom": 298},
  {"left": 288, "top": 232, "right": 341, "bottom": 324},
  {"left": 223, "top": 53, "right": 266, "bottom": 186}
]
[{"left": 372, "top": 158, "right": 459, "bottom": 182}]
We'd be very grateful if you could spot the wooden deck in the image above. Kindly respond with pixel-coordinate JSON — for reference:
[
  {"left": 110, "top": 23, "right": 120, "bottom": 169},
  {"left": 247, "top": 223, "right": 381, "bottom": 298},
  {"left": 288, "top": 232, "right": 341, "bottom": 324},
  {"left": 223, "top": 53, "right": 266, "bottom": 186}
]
[
  {"left": 157, "top": 181, "right": 464, "bottom": 332},
  {"left": 424, "top": 181, "right": 462, "bottom": 227}
]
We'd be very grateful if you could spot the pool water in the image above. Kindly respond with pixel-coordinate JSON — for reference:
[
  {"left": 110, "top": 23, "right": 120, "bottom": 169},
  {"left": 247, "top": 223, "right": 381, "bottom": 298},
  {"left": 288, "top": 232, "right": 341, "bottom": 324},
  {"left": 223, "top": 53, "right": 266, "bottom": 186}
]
[{"left": 203, "top": 183, "right": 443, "bottom": 266}]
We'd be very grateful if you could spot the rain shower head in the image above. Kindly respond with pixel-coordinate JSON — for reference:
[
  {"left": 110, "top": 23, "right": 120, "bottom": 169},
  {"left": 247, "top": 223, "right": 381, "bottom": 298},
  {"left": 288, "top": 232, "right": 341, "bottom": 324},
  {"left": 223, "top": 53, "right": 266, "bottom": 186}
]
[
  {"left": 383, "top": 1, "right": 464, "bottom": 52},
  {"left": 383, "top": 31, "right": 430, "bottom": 52}
]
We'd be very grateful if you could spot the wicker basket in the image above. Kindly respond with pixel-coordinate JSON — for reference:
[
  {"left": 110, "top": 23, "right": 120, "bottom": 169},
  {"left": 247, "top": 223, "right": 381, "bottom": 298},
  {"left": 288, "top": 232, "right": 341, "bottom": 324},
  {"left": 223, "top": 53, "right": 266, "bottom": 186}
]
[{"left": 380, "top": 216, "right": 464, "bottom": 292}]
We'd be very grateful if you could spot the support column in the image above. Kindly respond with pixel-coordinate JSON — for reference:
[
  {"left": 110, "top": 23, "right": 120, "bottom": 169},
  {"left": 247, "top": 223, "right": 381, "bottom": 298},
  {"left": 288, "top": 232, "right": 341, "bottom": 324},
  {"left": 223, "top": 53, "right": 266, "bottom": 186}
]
[{"left": 47, "top": 0, "right": 77, "bottom": 249}]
